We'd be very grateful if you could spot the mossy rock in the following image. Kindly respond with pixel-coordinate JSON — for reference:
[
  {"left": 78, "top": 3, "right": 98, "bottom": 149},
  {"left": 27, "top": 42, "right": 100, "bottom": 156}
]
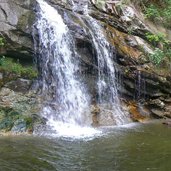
[
  {"left": 0, "top": 108, "right": 20, "bottom": 131},
  {"left": 0, "top": 107, "right": 30, "bottom": 132},
  {"left": 0, "top": 106, "right": 46, "bottom": 133}
]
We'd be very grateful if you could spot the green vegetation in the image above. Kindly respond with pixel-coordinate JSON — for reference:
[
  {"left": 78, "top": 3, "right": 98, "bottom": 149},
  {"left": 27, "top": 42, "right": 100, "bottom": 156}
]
[
  {"left": 0, "top": 37, "right": 37, "bottom": 79},
  {"left": 144, "top": 0, "right": 171, "bottom": 27},
  {"left": 149, "top": 48, "right": 165, "bottom": 65},
  {"left": 0, "top": 56, "right": 38, "bottom": 79},
  {"left": 145, "top": 32, "right": 171, "bottom": 65},
  {"left": 145, "top": 4, "right": 160, "bottom": 19},
  {"left": 143, "top": 0, "right": 171, "bottom": 66},
  {"left": 145, "top": 32, "right": 166, "bottom": 44}
]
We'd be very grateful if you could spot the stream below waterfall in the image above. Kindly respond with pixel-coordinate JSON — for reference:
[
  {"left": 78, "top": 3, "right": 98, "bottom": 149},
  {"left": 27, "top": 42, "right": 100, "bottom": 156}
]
[{"left": 0, "top": 120, "right": 171, "bottom": 171}]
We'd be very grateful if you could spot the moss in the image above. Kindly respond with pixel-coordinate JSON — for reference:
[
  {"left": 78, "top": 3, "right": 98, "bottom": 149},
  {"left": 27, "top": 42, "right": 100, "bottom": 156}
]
[
  {"left": 0, "top": 56, "right": 38, "bottom": 79},
  {"left": 0, "top": 37, "right": 4, "bottom": 47},
  {"left": 94, "top": 0, "right": 106, "bottom": 10}
]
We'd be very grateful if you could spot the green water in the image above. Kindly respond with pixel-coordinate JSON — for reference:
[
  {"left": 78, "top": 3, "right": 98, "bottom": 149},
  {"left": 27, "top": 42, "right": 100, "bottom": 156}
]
[{"left": 0, "top": 120, "right": 171, "bottom": 171}]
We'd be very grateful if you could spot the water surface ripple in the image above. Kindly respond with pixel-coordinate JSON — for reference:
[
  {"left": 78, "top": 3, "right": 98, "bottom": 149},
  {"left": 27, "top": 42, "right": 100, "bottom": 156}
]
[{"left": 0, "top": 121, "right": 171, "bottom": 171}]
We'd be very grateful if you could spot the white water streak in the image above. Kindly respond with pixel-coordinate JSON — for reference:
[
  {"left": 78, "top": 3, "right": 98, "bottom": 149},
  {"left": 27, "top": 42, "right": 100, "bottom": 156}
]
[
  {"left": 86, "top": 16, "right": 129, "bottom": 125},
  {"left": 35, "top": 0, "right": 99, "bottom": 137}
]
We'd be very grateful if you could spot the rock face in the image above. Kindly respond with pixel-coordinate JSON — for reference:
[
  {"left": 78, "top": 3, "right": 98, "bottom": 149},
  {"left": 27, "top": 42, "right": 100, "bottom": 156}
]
[
  {"left": 0, "top": 0, "right": 171, "bottom": 132},
  {"left": 0, "top": 0, "right": 36, "bottom": 59}
]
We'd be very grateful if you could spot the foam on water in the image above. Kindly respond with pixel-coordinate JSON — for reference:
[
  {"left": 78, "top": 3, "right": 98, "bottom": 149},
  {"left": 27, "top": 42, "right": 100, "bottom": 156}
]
[{"left": 47, "top": 119, "right": 102, "bottom": 139}]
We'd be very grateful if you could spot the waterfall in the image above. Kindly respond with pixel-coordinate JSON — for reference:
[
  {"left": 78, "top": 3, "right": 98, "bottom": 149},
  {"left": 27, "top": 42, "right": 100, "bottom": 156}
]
[
  {"left": 85, "top": 17, "right": 128, "bottom": 125},
  {"left": 69, "top": 0, "right": 128, "bottom": 125},
  {"left": 34, "top": 0, "right": 101, "bottom": 137},
  {"left": 34, "top": 0, "right": 130, "bottom": 137}
]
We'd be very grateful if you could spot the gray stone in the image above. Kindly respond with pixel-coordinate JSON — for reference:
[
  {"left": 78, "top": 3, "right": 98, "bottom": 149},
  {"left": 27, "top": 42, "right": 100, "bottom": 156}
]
[
  {"left": 4, "top": 78, "right": 32, "bottom": 93},
  {"left": 0, "top": 0, "right": 35, "bottom": 59}
]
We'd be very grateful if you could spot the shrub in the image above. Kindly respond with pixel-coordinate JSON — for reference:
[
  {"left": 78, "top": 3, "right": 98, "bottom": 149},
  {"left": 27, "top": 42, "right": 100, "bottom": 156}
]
[
  {"left": 145, "top": 32, "right": 165, "bottom": 44},
  {"left": 0, "top": 57, "right": 38, "bottom": 79},
  {"left": 144, "top": 0, "right": 171, "bottom": 27},
  {"left": 149, "top": 48, "right": 165, "bottom": 65},
  {"left": 145, "top": 31, "right": 171, "bottom": 65},
  {"left": 145, "top": 4, "right": 160, "bottom": 19}
]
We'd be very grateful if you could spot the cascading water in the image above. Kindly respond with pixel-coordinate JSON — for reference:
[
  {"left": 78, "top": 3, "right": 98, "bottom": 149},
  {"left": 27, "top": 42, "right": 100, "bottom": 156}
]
[
  {"left": 136, "top": 70, "right": 146, "bottom": 100},
  {"left": 34, "top": 0, "right": 130, "bottom": 137},
  {"left": 70, "top": 0, "right": 129, "bottom": 125},
  {"left": 85, "top": 17, "right": 129, "bottom": 125},
  {"left": 34, "top": 0, "right": 100, "bottom": 137}
]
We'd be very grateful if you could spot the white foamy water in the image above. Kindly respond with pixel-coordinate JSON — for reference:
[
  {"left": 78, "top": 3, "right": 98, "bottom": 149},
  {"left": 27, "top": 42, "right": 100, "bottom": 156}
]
[
  {"left": 85, "top": 16, "right": 129, "bottom": 125},
  {"left": 70, "top": 0, "right": 129, "bottom": 125},
  {"left": 34, "top": 0, "right": 99, "bottom": 138},
  {"left": 47, "top": 119, "right": 102, "bottom": 139}
]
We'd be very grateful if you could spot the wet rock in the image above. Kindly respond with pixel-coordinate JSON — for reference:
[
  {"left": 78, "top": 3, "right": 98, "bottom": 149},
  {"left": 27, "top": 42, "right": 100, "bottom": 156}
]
[
  {"left": 0, "top": 73, "right": 3, "bottom": 80},
  {"left": 0, "top": 107, "right": 20, "bottom": 132},
  {"left": 90, "top": 0, "right": 150, "bottom": 40},
  {"left": 4, "top": 78, "right": 32, "bottom": 93},
  {"left": 91, "top": 104, "right": 100, "bottom": 126},
  {"left": 90, "top": 103, "right": 126, "bottom": 126},
  {"left": 98, "top": 106, "right": 116, "bottom": 126},
  {"left": 164, "top": 98, "right": 171, "bottom": 103},
  {"left": 128, "top": 102, "right": 150, "bottom": 122},
  {"left": 0, "top": 86, "right": 44, "bottom": 133},
  {"left": 0, "top": 0, "right": 36, "bottom": 59}
]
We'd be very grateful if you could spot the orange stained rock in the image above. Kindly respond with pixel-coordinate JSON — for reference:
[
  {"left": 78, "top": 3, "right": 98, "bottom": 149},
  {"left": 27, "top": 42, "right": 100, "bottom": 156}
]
[
  {"left": 106, "top": 25, "right": 142, "bottom": 59},
  {"left": 128, "top": 102, "right": 149, "bottom": 122}
]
